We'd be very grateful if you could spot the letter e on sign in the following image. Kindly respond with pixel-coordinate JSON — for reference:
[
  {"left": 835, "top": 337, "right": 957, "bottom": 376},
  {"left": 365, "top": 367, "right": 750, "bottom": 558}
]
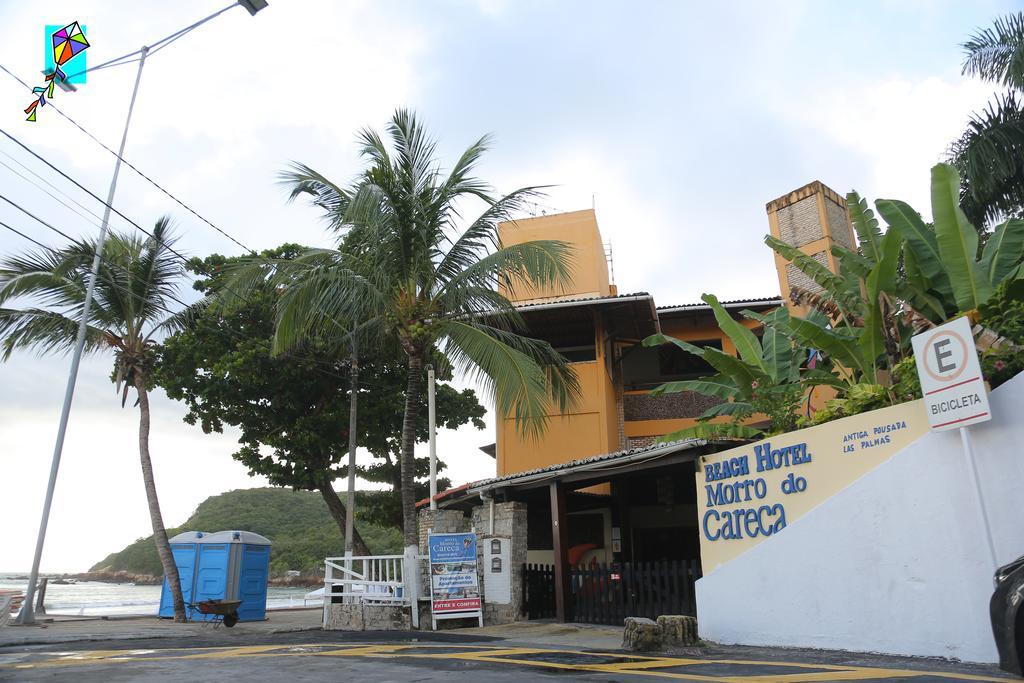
[{"left": 911, "top": 316, "right": 991, "bottom": 431}]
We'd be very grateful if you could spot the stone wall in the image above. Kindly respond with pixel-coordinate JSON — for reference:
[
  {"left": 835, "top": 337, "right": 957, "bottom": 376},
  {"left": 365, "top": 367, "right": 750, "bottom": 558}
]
[
  {"left": 324, "top": 603, "right": 412, "bottom": 631},
  {"left": 825, "top": 197, "right": 854, "bottom": 251},
  {"left": 624, "top": 390, "right": 722, "bottom": 420},
  {"left": 628, "top": 436, "right": 657, "bottom": 449},
  {"left": 471, "top": 501, "right": 528, "bottom": 626},
  {"left": 418, "top": 508, "right": 469, "bottom": 554},
  {"left": 785, "top": 250, "right": 829, "bottom": 295},
  {"left": 775, "top": 194, "right": 823, "bottom": 247}
]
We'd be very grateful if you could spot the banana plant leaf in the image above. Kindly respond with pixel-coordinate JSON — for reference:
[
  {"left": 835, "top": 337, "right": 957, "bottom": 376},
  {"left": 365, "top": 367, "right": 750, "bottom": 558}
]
[
  {"left": 702, "top": 346, "right": 769, "bottom": 399},
  {"left": 752, "top": 311, "right": 867, "bottom": 381},
  {"left": 847, "top": 191, "right": 884, "bottom": 264},
  {"left": 648, "top": 376, "right": 738, "bottom": 399},
  {"left": 930, "top": 163, "right": 992, "bottom": 312},
  {"left": 859, "top": 228, "right": 902, "bottom": 377},
  {"left": 753, "top": 306, "right": 798, "bottom": 383},
  {"left": 831, "top": 245, "right": 873, "bottom": 280},
  {"left": 642, "top": 332, "right": 706, "bottom": 357},
  {"left": 980, "top": 218, "right": 1024, "bottom": 287},
  {"left": 799, "top": 367, "right": 849, "bottom": 390},
  {"left": 698, "top": 401, "right": 754, "bottom": 420},
  {"left": 875, "top": 197, "right": 954, "bottom": 304},
  {"left": 702, "top": 293, "right": 765, "bottom": 371},
  {"left": 764, "top": 235, "right": 865, "bottom": 316},
  {"left": 902, "top": 248, "right": 949, "bottom": 322},
  {"left": 658, "top": 422, "right": 763, "bottom": 442}
]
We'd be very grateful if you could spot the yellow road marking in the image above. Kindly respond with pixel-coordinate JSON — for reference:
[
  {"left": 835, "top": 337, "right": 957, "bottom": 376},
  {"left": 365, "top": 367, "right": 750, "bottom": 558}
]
[{"left": 0, "top": 642, "right": 1010, "bottom": 681}]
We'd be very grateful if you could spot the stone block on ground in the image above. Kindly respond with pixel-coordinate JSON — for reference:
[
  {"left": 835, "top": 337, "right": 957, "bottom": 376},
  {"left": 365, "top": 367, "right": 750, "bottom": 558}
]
[
  {"left": 323, "top": 603, "right": 363, "bottom": 631},
  {"left": 657, "top": 615, "right": 698, "bottom": 646},
  {"left": 323, "top": 603, "right": 411, "bottom": 631},
  {"left": 622, "top": 616, "right": 662, "bottom": 651}
]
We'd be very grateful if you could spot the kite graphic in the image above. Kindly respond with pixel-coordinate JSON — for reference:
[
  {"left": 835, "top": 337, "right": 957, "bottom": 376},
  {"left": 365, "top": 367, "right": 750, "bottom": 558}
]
[{"left": 25, "top": 21, "right": 89, "bottom": 122}]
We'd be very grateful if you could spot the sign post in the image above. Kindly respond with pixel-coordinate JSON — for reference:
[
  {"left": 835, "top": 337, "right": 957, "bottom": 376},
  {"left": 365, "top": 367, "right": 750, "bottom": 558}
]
[
  {"left": 911, "top": 316, "right": 997, "bottom": 568},
  {"left": 427, "top": 531, "right": 482, "bottom": 630}
]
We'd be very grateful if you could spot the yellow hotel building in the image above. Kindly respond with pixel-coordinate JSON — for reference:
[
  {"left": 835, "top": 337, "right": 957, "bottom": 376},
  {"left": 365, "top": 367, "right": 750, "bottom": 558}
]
[
  {"left": 491, "top": 178, "right": 855, "bottom": 479},
  {"left": 423, "top": 179, "right": 857, "bottom": 624}
]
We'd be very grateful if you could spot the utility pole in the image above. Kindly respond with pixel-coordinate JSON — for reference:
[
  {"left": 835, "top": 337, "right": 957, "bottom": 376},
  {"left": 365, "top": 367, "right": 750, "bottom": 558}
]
[
  {"left": 16, "top": 1, "right": 267, "bottom": 626},
  {"left": 427, "top": 365, "right": 437, "bottom": 509},
  {"left": 344, "top": 337, "right": 359, "bottom": 556}
]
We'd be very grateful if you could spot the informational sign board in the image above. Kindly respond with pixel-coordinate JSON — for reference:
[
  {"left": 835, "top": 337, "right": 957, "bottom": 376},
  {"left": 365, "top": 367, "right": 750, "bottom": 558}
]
[
  {"left": 427, "top": 531, "right": 482, "bottom": 628},
  {"left": 911, "top": 316, "right": 992, "bottom": 432},
  {"left": 696, "top": 399, "right": 929, "bottom": 573}
]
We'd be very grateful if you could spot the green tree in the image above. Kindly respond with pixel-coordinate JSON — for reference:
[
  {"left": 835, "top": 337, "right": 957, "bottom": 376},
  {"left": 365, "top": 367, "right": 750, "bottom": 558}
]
[
  {"left": 950, "top": 12, "right": 1024, "bottom": 227},
  {"left": 157, "top": 247, "right": 487, "bottom": 539},
  {"left": 0, "top": 219, "right": 190, "bottom": 622},
  {"left": 231, "top": 109, "right": 580, "bottom": 545}
]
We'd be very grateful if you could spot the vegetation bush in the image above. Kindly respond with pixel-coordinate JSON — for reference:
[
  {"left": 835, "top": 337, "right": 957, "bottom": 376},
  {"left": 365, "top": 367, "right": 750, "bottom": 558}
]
[{"left": 90, "top": 488, "right": 402, "bottom": 577}]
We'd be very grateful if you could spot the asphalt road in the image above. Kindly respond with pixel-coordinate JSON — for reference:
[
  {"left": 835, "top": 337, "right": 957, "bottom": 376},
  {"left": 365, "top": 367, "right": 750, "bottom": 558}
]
[{"left": 0, "top": 630, "right": 1016, "bottom": 682}]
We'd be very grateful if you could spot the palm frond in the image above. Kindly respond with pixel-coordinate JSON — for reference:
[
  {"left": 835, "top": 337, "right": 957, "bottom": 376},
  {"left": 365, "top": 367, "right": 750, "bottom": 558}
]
[
  {"left": 948, "top": 92, "right": 1024, "bottom": 226},
  {"left": 961, "top": 12, "right": 1024, "bottom": 89},
  {"left": 436, "top": 319, "right": 580, "bottom": 437},
  {"left": 0, "top": 307, "right": 106, "bottom": 360},
  {"left": 278, "top": 161, "right": 353, "bottom": 224}
]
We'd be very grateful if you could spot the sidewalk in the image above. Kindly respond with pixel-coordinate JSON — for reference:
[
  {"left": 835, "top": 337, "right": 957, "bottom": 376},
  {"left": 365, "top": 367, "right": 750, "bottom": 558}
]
[
  {"left": 461, "top": 620, "right": 623, "bottom": 650},
  {"left": 0, "top": 607, "right": 323, "bottom": 648}
]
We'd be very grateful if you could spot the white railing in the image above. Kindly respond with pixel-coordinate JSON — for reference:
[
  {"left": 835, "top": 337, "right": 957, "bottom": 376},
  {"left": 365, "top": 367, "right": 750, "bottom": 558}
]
[{"left": 324, "top": 555, "right": 407, "bottom": 604}]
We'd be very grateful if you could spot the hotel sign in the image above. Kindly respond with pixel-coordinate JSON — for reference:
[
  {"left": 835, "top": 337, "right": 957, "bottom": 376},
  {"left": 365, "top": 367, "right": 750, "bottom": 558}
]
[
  {"left": 911, "top": 316, "right": 991, "bottom": 432},
  {"left": 696, "top": 399, "right": 929, "bottom": 574}
]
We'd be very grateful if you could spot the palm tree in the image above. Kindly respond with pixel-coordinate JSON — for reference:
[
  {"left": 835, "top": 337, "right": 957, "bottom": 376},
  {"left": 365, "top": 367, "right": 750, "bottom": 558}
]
[
  {"left": 239, "top": 110, "right": 580, "bottom": 546},
  {"left": 950, "top": 12, "right": 1024, "bottom": 228},
  {"left": 0, "top": 218, "right": 190, "bottom": 622}
]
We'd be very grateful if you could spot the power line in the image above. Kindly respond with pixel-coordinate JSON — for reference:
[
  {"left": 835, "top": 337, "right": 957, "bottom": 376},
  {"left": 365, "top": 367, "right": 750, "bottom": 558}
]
[
  {"left": 0, "top": 217, "right": 50, "bottom": 251},
  {"left": 0, "top": 149, "right": 105, "bottom": 222},
  {"left": 0, "top": 62, "right": 255, "bottom": 256},
  {"left": 0, "top": 198, "right": 387, "bottom": 390}
]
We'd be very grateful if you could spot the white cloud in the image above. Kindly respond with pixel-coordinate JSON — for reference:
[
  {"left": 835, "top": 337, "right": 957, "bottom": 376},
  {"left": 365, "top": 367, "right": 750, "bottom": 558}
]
[{"left": 765, "top": 74, "right": 995, "bottom": 215}]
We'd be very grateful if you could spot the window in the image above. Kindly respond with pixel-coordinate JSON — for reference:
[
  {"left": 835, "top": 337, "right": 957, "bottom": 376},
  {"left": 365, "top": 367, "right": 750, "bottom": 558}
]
[
  {"left": 657, "top": 338, "right": 721, "bottom": 379},
  {"left": 556, "top": 345, "right": 597, "bottom": 363}
]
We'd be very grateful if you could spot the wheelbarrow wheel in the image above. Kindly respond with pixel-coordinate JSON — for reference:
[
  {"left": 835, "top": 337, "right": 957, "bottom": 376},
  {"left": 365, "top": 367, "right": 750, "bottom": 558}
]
[{"left": 223, "top": 612, "right": 238, "bottom": 628}]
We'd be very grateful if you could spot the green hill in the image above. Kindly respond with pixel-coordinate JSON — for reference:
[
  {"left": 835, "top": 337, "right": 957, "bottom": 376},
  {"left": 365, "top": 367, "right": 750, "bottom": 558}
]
[{"left": 89, "top": 488, "right": 403, "bottom": 576}]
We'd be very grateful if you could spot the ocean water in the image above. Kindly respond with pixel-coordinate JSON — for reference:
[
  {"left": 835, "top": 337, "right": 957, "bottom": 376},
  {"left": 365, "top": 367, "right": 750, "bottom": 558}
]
[{"left": 0, "top": 575, "right": 317, "bottom": 617}]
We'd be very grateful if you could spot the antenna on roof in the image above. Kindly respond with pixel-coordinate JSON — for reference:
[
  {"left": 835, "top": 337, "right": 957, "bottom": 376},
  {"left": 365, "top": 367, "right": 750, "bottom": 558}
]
[{"left": 604, "top": 241, "right": 615, "bottom": 286}]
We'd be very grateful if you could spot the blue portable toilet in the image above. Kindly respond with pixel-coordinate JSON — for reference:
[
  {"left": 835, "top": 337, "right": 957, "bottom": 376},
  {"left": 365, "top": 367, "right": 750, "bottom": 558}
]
[
  {"left": 158, "top": 531, "right": 207, "bottom": 618},
  {"left": 159, "top": 530, "right": 271, "bottom": 622}
]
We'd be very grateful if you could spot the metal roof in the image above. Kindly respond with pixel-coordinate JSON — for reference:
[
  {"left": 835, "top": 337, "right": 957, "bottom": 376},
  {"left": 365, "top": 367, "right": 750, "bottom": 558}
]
[
  {"left": 656, "top": 296, "right": 782, "bottom": 314},
  {"left": 513, "top": 292, "right": 652, "bottom": 311},
  {"left": 468, "top": 437, "right": 723, "bottom": 494}
]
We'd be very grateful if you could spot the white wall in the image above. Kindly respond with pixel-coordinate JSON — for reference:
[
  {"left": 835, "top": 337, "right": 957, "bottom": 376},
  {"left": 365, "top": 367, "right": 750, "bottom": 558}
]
[{"left": 696, "top": 373, "right": 1024, "bottom": 663}]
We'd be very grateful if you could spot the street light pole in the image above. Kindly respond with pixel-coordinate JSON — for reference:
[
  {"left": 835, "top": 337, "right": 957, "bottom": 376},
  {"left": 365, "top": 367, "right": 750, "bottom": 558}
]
[
  {"left": 16, "top": 0, "right": 267, "bottom": 626},
  {"left": 17, "top": 46, "right": 149, "bottom": 625}
]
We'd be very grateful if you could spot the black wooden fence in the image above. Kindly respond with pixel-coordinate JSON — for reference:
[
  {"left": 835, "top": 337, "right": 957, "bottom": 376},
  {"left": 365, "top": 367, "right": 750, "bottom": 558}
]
[
  {"left": 522, "top": 559, "right": 701, "bottom": 625},
  {"left": 522, "top": 563, "right": 557, "bottom": 619}
]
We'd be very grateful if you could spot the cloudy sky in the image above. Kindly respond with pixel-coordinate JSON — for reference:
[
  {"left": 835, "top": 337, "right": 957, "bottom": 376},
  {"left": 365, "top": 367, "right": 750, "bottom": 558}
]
[{"left": 0, "top": 0, "right": 1014, "bottom": 572}]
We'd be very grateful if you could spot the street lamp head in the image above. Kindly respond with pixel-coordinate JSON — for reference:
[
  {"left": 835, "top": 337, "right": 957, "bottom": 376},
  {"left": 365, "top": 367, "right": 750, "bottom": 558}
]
[
  {"left": 237, "top": 0, "right": 269, "bottom": 15},
  {"left": 42, "top": 70, "right": 77, "bottom": 93}
]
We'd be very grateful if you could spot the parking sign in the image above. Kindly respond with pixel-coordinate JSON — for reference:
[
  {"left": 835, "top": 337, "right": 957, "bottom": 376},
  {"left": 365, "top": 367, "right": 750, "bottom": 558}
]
[{"left": 911, "top": 316, "right": 991, "bottom": 431}]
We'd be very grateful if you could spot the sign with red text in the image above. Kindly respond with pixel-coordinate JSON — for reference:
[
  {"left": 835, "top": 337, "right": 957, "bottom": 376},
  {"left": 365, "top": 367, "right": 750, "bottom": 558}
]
[{"left": 912, "top": 316, "right": 991, "bottom": 432}]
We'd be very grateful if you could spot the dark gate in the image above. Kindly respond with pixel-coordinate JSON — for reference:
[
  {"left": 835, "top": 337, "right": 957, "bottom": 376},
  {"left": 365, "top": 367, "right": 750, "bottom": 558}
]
[
  {"left": 522, "top": 563, "right": 557, "bottom": 619},
  {"left": 521, "top": 560, "right": 701, "bottom": 625}
]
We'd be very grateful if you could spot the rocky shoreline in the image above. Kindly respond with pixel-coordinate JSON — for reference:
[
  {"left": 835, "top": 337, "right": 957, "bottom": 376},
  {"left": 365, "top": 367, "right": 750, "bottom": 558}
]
[{"left": 45, "top": 570, "right": 324, "bottom": 588}]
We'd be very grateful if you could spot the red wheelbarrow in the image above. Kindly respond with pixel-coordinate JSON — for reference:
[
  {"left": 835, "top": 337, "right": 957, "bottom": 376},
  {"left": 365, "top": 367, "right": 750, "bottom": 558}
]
[{"left": 187, "top": 599, "right": 242, "bottom": 628}]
